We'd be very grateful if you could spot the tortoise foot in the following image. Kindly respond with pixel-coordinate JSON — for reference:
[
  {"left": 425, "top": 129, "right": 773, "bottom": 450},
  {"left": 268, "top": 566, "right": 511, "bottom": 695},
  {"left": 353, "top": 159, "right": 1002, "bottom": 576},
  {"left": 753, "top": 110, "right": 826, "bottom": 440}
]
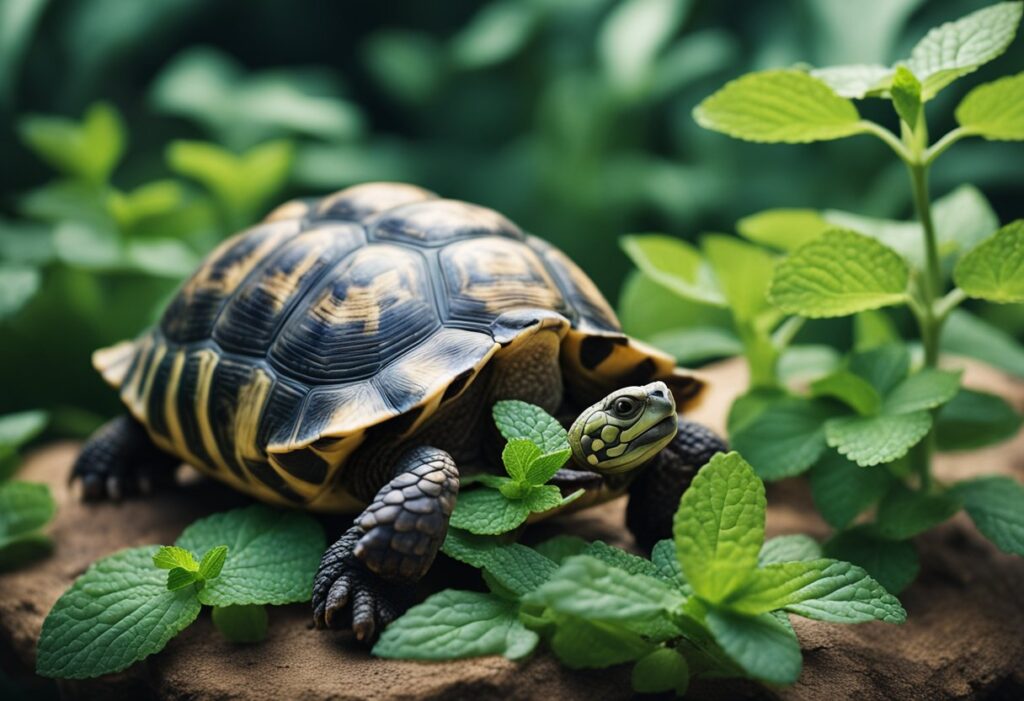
[{"left": 71, "top": 415, "right": 179, "bottom": 501}]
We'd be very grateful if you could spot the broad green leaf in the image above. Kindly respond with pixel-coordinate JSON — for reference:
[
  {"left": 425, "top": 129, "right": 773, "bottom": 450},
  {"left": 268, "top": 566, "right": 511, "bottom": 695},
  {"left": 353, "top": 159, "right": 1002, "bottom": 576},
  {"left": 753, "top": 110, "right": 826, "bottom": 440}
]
[
  {"left": 523, "top": 448, "right": 571, "bottom": 486},
  {"left": 0, "top": 410, "right": 48, "bottom": 448},
  {"left": 727, "top": 559, "right": 907, "bottom": 623},
  {"left": 906, "top": 2, "right": 1024, "bottom": 100},
  {"left": 152, "top": 545, "right": 199, "bottom": 572},
  {"left": 166, "top": 567, "right": 200, "bottom": 591},
  {"left": 631, "top": 648, "right": 689, "bottom": 695},
  {"left": 125, "top": 239, "right": 200, "bottom": 278},
  {"left": 704, "top": 609, "right": 802, "bottom": 685},
  {"left": 18, "top": 102, "right": 125, "bottom": 184},
  {"left": 736, "top": 208, "right": 831, "bottom": 251},
  {"left": 0, "top": 265, "right": 41, "bottom": 320},
  {"left": 673, "top": 452, "right": 765, "bottom": 601},
  {"left": 943, "top": 310, "right": 1024, "bottom": 378},
  {"left": 0, "top": 481, "right": 55, "bottom": 546},
  {"left": 810, "top": 64, "right": 893, "bottom": 98},
  {"left": 770, "top": 229, "right": 909, "bottom": 317},
  {"left": 620, "top": 235, "right": 725, "bottom": 306},
  {"left": 824, "top": 527, "right": 920, "bottom": 594},
  {"left": 450, "top": 487, "right": 530, "bottom": 535},
  {"left": 702, "top": 234, "right": 778, "bottom": 322},
  {"left": 442, "top": 529, "right": 557, "bottom": 595},
  {"left": 730, "top": 398, "right": 832, "bottom": 480},
  {"left": 777, "top": 345, "right": 842, "bottom": 386},
  {"left": 809, "top": 452, "right": 893, "bottom": 529},
  {"left": 849, "top": 344, "right": 910, "bottom": 395},
  {"left": 951, "top": 476, "right": 1024, "bottom": 555},
  {"left": 374, "top": 589, "right": 538, "bottom": 661},
  {"left": 581, "top": 541, "right": 661, "bottom": 579},
  {"left": 954, "top": 220, "right": 1024, "bottom": 303},
  {"left": 175, "top": 505, "right": 324, "bottom": 606},
  {"left": 533, "top": 534, "right": 588, "bottom": 564},
  {"left": 36, "top": 546, "right": 202, "bottom": 679},
  {"left": 956, "top": 72, "right": 1024, "bottom": 140},
  {"left": 598, "top": 0, "right": 686, "bottom": 92},
  {"left": 855, "top": 310, "right": 900, "bottom": 351},
  {"left": 645, "top": 326, "right": 744, "bottom": 365},
  {"left": 694, "top": 70, "right": 865, "bottom": 143},
  {"left": 825, "top": 412, "right": 932, "bottom": 467},
  {"left": 758, "top": 534, "right": 823, "bottom": 566},
  {"left": 891, "top": 66, "right": 922, "bottom": 127},
  {"left": 450, "top": 1, "right": 537, "bottom": 69},
  {"left": 198, "top": 544, "right": 228, "bottom": 580},
  {"left": 882, "top": 369, "right": 961, "bottom": 414},
  {"left": 211, "top": 604, "right": 268, "bottom": 643},
  {"left": 935, "top": 388, "right": 1023, "bottom": 450},
  {"left": 651, "top": 539, "right": 690, "bottom": 591},
  {"left": 617, "top": 271, "right": 733, "bottom": 340},
  {"left": 491, "top": 400, "right": 568, "bottom": 454},
  {"left": 547, "top": 616, "right": 656, "bottom": 669},
  {"left": 810, "top": 370, "right": 882, "bottom": 415},
  {"left": 501, "top": 438, "right": 541, "bottom": 482},
  {"left": 726, "top": 387, "right": 788, "bottom": 435},
  {"left": 873, "top": 483, "right": 960, "bottom": 540},
  {"left": 521, "top": 484, "right": 566, "bottom": 514}
]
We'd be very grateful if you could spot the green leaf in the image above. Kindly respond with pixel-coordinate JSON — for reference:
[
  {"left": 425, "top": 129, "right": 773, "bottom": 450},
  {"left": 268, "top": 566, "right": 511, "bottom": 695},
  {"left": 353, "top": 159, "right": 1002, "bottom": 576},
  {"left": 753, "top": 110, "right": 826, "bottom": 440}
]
[
  {"left": 777, "top": 345, "right": 842, "bottom": 386},
  {"left": 810, "top": 370, "right": 882, "bottom": 415},
  {"left": 18, "top": 102, "right": 125, "bottom": 184},
  {"left": 935, "top": 388, "right": 1023, "bottom": 450},
  {"left": 533, "top": 535, "right": 589, "bottom": 564},
  {"left": 491, "top": 400, "right": 568, "bottom": 454},
  {"left": 890, "top": 66, "right": 922, "bottom": 127},
  {"left": 449, "top": 1, "right": 537, "bottom": 69},
  {"left": 501, "top": 438, "right": 541, "bottom": 482},
  {"left": 906, "top": 2, "right": 1024, "bottom": 100},
  {"left": 36, "top": 546, "right": 202, "bottom": 679},
  {"left": 598, "top": 0, "right": 686, "bottom": 93},
  {"left": 581, "top": 541, "right": 661, "bottom": 579},
  {"left": 547, "top": 616, "right": 656, "bottom": 669},
  {"left": 152, "top": 545, "right": 199, "bottom": 572},
  {"left": 522, "top": 484, "right": 566, "bottom": 514},
  {"left": 824, "top": 528, "right": 919, "bottom": 594},
  {"left": 882, "top": 369, "right": 961, "bottom": 414},
  {"left": 524, "top": 448, "right": 571, "bottom": 486},
  {"left": 730, "top": 398, "right": 832, "bottom": 480},
  {"left": 951, "top": 476, "right": 1024, "bottom": 555},
  {"left": 727, "top": 559, "right": 907, "bottom": 623},
  {"left": 450, "top": 487, "right": 531, "bottom": 535},
  {"left": 956, "top": 71, "right": 1024, "bottom": 140},
  {"left": 0, "top": 531, "right": 52, "bottom": 571},
  {"left": 825, "top": 412, "right": 932, "bottom": 467},
  {"left": 175, "top": 505, "right": 324, "bottom": 607},
  {"left": 198, "top": 544, "right": 229, "bottom": 580},
  {"left": 758, "top": 534, "right": 823, "bottom": 566},
  {"left": 954, "top": 220, "right": 1024, "bottom": 303},
  {"left": 855, "top": 310, "right": 900, "bottom": 351},
  {"left": 166, "top": 567, "right": 200, "bottom": 591},
  {"left": 704, "top": 609, "right": 802, "bottom": 685},
  {"left": 651, "top": 539, "right": 690, "bottom": 591},
  {"left": 702, "top": 234, "right": 778, "bottom": 322},
  {"left": 632, "top": 647, "right": 689, "bottom": 695},
  {"left": 374, "top": 589, "right": 538, "bottom": 661},
  {"left": 694, "top": 70, "right": 865, "bottom": 143},
  {"left": 873, "top": 483, "right": 960, "bottom": 540},
  {"left": 645, "top": 326, "right": 744, "bottom": 365},
  {"left": 736, "top": 208, "right": 831, "bottom": 251},
  {"left": 849, "top": 344, "right": 910, "bottom": 396},
  {"left": 673, "top": 452, "right": 765, "bottom": 602},
  {"left": 0, "top": 481, "right": 55, "bottom": 545},
  {"left": 442, "top": 529, "right": 557, "bottom": 595},
  {"left": 942, "top": 309, "right": 1024, "bottom": 378},
  {"left": 0, "top": 265, "right": 41, "bottom": 320},
  {"left": 620, "top": 235, "right": 725, "bottom": 306},
  {"left": 770, "top": 229, "right": 910, "bottom": 318},
  {"left": 211, "top": 604, "right": 268, "bottom": 643},
  {"left": 809, "top": 452, "right": 893, "bottom": 529},
  {"left": 0, "top": 410, "right": 48, "bottom": 449},
  {"left": 810, "top": 64, "right": 893, "bottom": 99}
]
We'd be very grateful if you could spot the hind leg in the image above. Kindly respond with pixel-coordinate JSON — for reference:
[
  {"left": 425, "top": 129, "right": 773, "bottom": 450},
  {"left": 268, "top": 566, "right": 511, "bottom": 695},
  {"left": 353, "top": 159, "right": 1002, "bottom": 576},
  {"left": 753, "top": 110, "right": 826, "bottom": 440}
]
[{"left": 71, "top": 415, "right": 180, "bottom": 501}]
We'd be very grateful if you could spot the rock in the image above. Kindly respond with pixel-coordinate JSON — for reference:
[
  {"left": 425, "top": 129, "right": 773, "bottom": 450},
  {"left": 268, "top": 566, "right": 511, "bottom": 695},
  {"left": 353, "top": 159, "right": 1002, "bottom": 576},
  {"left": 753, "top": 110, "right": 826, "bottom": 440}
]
[{"left": 1, "top": 359, "right": 1023, "bottom": 700}]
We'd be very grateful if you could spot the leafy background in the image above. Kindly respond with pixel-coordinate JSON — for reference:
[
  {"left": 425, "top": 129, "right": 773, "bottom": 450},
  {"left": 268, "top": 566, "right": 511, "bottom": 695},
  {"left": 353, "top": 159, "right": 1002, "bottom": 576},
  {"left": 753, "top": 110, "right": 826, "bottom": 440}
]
[{"left": 1, "top": 0, "right": 1022, "bottom": 437}]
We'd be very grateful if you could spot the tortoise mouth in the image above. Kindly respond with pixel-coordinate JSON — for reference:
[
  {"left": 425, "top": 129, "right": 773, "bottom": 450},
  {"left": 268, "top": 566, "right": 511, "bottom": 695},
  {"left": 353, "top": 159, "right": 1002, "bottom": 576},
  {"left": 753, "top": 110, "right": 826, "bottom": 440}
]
[{"left": 631, "top": 415, "right": 678, "bottom": 449}]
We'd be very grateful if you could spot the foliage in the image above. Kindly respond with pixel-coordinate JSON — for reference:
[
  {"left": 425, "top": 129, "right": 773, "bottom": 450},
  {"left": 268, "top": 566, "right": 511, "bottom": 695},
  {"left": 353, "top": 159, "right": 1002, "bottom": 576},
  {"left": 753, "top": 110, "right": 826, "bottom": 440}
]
[{"left": 0, "top": 410, "right": 53, "bottom": 570}]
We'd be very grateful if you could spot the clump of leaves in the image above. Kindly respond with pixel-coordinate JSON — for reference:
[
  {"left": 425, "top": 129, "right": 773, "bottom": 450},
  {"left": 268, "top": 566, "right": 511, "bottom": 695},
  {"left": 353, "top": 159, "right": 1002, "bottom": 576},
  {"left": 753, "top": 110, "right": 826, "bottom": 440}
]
[
  {"left": 36, "top": 505, "right": 324, "bottom": 679},
  {"left": 0, "top": 410, "right": 54, "bottom": 571},
  {"left": 374, "top": 452, "right": 904, "bottom": 694}
]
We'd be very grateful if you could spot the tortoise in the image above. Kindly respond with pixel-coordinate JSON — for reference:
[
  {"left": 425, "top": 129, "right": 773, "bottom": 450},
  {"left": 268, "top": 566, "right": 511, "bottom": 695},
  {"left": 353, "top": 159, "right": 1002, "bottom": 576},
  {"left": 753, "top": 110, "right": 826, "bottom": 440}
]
[{"left": 73, "top": 182, "right": 726, "bottom": 641}]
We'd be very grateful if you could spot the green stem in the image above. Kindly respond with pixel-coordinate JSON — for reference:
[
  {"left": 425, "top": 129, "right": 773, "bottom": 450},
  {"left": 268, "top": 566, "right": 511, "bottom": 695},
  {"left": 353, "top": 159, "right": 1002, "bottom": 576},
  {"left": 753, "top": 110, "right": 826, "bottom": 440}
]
[{"left": 924, "top": 127, "right": 969, "bottom": 166}]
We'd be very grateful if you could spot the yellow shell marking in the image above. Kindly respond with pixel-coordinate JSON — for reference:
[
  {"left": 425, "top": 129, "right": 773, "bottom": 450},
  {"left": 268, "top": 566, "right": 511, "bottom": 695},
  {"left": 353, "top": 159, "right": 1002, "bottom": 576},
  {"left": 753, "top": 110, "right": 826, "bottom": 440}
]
[
  {"left": 180, "top": 222, "right": 296, "bottom": 303},
  {"left": 257, "top": 230, "right": 339, "bottom": 314},
  {"left": 193, "top": 349, "right": 235, "bottom": 477},
  {"left": 233, "top": 368, "right": 273, "bottom": 469},
  {"left": 161, "top": 350, "right": 203, "bottom": 464},
  {"left": 311, "top": 267, "right": 410, "bottom": 335}
]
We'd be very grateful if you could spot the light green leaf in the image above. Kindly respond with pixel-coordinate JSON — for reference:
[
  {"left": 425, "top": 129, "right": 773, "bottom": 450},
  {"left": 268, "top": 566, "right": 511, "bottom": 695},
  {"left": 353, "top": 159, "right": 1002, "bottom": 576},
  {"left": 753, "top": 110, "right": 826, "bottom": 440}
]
[
  {"left": 758, "top": 534, "right": 823, "bottom": 566},
  {"left": 125, "top": 239, "right": 200, "bottom": 278},
  {"left": 450, "top": 487, "right": 530, "bottom": 535},
  {"left": 873, "top": 483, "right": 960, "bottom": 540},
  {"left": 166, "top": 567, "right": 200, "bottom": 592},
  {"left": 777, "top": 345, "right": 842, "bottom": 386},
  {"left": 198, "top": 544, "right": 228, "bottom": 581},
  {"left": 501, "top": 438, "right": 541, "bottom": 482},
  {"left": 770, "top": 229, "right": 910, "bottom": 318},
  {"left": 702, "top": 234, "right": 778, "bottom": 322},
  {"left": 0, "top": 410, "right": 48, "bottom": 449},
  {"left": 906, "top": 2, "right": 1024, "bottom": 100},
  {"left": 617, "top": 271, "right": 733, "bottom": 340},
  {"left": 0, "top": 265, "right": 41, "bottom": 320},
  {"left": 599, "top": 0, "right": 686, "bottom": 92},
  {"left": 694, "top": 69, "right": 866, "bottom": 143},
  {"left": 450, "top": 1, "right": 538, "bottom": 69},
  {"left": 954, "top": 220, "right": 1024, "bottom": 303},
  {"left": 175, "top": 505, "right": 324, "bottom": 607},
  {"left": 620, "top": 235, "right": 725, "bottom": 306},
  {"left": 491, "top": 400, "right": 568, "bottom": 454},
  {"left": 36, "top": 546, "right": 202, "bottom": 679},
  {"left": 524, "top": 448, "right": 571, "bottom": 486},
  {"left": 855, "top": 310, "right": 900, "bottom": 351},
  {"left": 152, "top": 545, "right": 199, "bottom": 572},
  {"left": 581, "top": 541, "right": 661, "bottom": 579},
  {"left": 824, "top": 527, "right": 919, "bottom": 594},
  {"left": 736, "top": 208, "right": 831, "bottom": 251},
  {"left": 882, "top": 369, "right": 961, "bottom": 414},
  {"left": 935, "top": 388, "right": 1023, "bottom": 451},
  {"left": 374, "top": 589, "right": 538, "bottom": 661},
  {"left": 673, "top": 452, "right": 765, "bottom": 601},
  {"left": 943, "top": 309, "right": 1024, "bottom": 378},
  {"left": 730, "top": 398, "right": 832, "bottom": 480},
  {"left": 533, "top": 535, "right": 588, "bottom": 564},
  {"left": 18, "top": 102, "right": 125, "bottom": 184},
  {"left": 645, "top": 326, "right": 744, "bottom": 365},
  {"left": 951, "top": 476, "right": 1024, "bottom": 555},
  {"left": 810, "top": 370, "right": 882, "bottom": 415},
  {"left": 890, "top": 65, "right": 922, "bottom": 127},
  {"left": 810, "top": 64, "right": 893, "bottom": 98},
  {"left": 547, "top": 616, "right": 656, "bottom": 669},
  {"left": 704, "top": 609, "right": 802, "bottom": 685},
  {"left": 825, "top": 412, "right": 932, "bottom": 467},
  {"left": 521, "top": 484, "right": 565, "bottom": 515},
  {"left": 849, "top": 344, "right": 910, "bottom": 395},
  {"left": 956, "top": 71, "right": 1024, "bottom": 140},
  {"left": 442, "top": 529, "right": 557, "bottom": 595},
  {"left": 212, "top": 604, "right": 268, "bottom": 643},
  {"left": 809, "top": 452, "right": 893, "bottom": 530},
  {"left": 632, "top": 647, "right": 689, "bottom": 695},
  {"left": 0, "top": 480, "right": 55, "bottom": 547}
]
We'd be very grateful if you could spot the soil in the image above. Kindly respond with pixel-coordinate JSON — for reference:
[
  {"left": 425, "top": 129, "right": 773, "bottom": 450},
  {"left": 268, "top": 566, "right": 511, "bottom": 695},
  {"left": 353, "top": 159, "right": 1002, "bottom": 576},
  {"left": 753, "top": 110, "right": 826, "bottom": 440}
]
[{"left": 1, "top": 358, "right": 1023, "bottom": 700}]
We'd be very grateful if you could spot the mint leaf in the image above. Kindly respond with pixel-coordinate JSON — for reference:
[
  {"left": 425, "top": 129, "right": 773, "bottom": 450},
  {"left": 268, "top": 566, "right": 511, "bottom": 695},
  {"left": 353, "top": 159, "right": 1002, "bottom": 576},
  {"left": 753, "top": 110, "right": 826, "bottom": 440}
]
[
  {"left": 824, "top": 527, "right": 919, "bottom": 594},
  {"left": 810, "top": 64, "right": 893, "bottom": 99},
  {"left": 632, "top": 647, "right": 689, "bottom": 695},
  {"left": 705, "top": 609, "right": 802, "bottom": 685},
  {"left": 954, "top": 220, "right": 1024, "bottom": 303},
  {"left": 198, "top": 544, "right": 228, "bottom": 580},
  {"left": 36, "top": 546, "right": 202, "bottom": 679},
  {"left": 651, "top": 539, "right": 690, "bottom": 591},
  {"left": 950, "top": 476, "right": 1024, "bottom": 555},
  {"left": 810, "top": 370, "right": 882, "bottom": 415},
  {"left": 702, "top": 235, "right": 779, "bottom": 323},
  {"left": 166, "top": 567, "right": 200, "bottom": 591},
  {"left": 211, "top": 604, "right": 268, "bottom": 643},
  {"left": 152, "top": 545, "right": 199, "bottom": 572},
  {"left": 849, "top": 344, "right": 910, "bottom": 396},
  {"left": 175, "top": 505, "right": 324, "bottom": 606},
  {"left": 825, "top": 411, "right": 932, "bottom": 467},
  {"left": 874, "top": 483, "right": 960, "bottom": 540},
  {"left": 770, "top": 229, "right": 909, "bottom": 318},
  {"left": 19, "top": 102, "right": 124, "bottom": 184},
  {"left": 491, "top": 400, "right": 568, "bottom": 454},
  {"left": 936, "top": 388, "right": 1023, "bottom": 451},
  {"left": 674, "top": 452, "right": 765, "bottom": 602},
  {"left": 523, "top": 448, "right": 571, "bottom": 486},
  {"left": 450, "top": 487, "right": 530, "bottom": 535},
  {"left": 581, "top": 540, "right": 661, "bottom": 578},
  {"left": 736, "top": 208, "right": 831, "bottom": 251},
  {"left": 730, "top": 398, "right": 832, "bottom": 480},
  {"left": 906, "top": 2, "right": 1024, "bottom": 100},
  {"left": 547, "top": 616, "right": 656, "bottom": 669},
  {"left": 694, "top": 70, "right": 865, "bottom": 143},
  {"left": 956, "top": 71, "right": 1024, "bottom": 140},
  {"left": 758, "top": 534, "right": 822, "bottom": 566},
  {"left": 533, "top": 535, "right": 588, "bottom": 563},
  {"left": 0, "top": 532, "right": 52, "bottom": 571},
  {"left": 890, "top": 66, "right": 922, "bottom": 127},
  {"left": 373, "top": 589, "right": 538, "bottom": 660},
  {"left": 809, "top": 452, "right": 893, "bottom": 529},
  {"left": 882, "top": 369, "right": 962, "bottom": 414},
  {"left": 620, "top": 235, "right": 725, "bottom": 306},
  {"left": 442, "top": 529, "right": 557, "bottom": 595},
  {"left": 943, "top": 310, "right": 1024, "bottom": 379},
  {"left": 598, "top": 0, "right": 685, "bottom": 92},
  {"left": 0, "top": 480, "right": 55, "bottom": 543},
  {"left": 522, "top": 484, "right": 566, "bottom": 514},
  {"left": 0, "top": 410, "right": 48, "bottom": 449},
  {"left": 501, "top": 438, "right": 541, "bottom": 482},
  {"left": 0, "top": 266, "right": 38, "bottom": 322}
]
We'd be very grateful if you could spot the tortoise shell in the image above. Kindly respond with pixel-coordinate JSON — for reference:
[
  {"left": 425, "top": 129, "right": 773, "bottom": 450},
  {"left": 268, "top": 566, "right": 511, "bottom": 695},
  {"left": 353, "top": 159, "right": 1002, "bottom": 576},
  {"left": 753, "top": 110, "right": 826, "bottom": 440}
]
[{"left": 93, "top": 183, "right": 704, "bottom": 511}]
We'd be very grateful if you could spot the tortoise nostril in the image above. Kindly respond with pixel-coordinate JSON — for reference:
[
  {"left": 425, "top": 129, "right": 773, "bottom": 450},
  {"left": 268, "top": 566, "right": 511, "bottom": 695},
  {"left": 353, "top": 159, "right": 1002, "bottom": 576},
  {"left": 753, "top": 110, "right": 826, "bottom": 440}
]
[{"left": 650, "top": 389, "right": 665, "bottom": 399}]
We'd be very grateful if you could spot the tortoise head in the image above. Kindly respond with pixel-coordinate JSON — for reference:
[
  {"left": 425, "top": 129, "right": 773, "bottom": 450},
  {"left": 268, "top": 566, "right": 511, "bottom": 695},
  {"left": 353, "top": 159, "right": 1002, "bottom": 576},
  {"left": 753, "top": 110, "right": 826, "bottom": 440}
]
[{"left": 568, "top": 381, "right": 677, "bottom": 474}]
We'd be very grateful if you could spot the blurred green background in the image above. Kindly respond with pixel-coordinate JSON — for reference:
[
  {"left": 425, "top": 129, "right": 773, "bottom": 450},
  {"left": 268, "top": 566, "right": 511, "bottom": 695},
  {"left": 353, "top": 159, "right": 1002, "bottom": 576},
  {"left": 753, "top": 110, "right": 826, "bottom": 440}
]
[{"left": 1, "top": 0, "right": 1022, "bottom": 437}]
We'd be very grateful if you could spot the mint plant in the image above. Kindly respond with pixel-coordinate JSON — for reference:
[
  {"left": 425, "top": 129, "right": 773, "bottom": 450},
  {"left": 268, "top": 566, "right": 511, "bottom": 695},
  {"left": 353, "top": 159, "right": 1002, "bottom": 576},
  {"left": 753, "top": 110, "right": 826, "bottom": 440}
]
[
  {"left": 374, "top": 452, "right": 904, "bottom": 694},
  {"left": 36, "top": 505, "right": 324, "bottom": 679},
  {"left": 0, "top": 410, "right": 54, "bottom": 571}
]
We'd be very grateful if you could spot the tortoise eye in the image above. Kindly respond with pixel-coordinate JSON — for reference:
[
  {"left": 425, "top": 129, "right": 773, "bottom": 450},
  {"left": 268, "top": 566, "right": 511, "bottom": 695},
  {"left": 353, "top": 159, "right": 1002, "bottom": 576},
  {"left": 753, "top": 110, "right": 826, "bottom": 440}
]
[{"left": 613, "top": 398, "right": 635, "bottom": 416}]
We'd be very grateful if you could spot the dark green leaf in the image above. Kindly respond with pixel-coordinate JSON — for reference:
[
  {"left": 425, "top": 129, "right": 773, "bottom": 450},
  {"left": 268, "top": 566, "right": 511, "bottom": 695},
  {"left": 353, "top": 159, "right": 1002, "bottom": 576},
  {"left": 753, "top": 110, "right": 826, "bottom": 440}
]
[
  {"left": 935, "top": 388, "right": 1023, "bottom": 451},
  {"left": 631, "top": 647, "right": 689, "bottom": 695},
  {"left": 824, "top": 527, "right": 920, "bottom": 594},
  {"left": 951, "top": 476, "right": 1024, "bottom": 555},
  {"left": 809, "top": 452, "right": 893, "bottom": 529},
  {"left": 211, "top": 604, "right": 268, "bottom": 643},
  {"left": 705, "top": 609, "right": 802, "bottom": 685},
  {"left": 874, "top": 483, "right": 960, "bottom": 539},
  {"left": 731, "top": 398, "right": 832, "bottom": 480}
]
